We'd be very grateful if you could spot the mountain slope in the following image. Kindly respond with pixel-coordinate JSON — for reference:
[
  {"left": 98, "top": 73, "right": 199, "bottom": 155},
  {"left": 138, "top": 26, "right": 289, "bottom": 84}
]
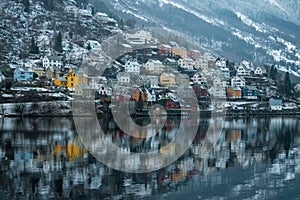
[
  {"left": 0, "top": 0, "right": 119, "bottom": 66},
  {"left": 102, "top": 0, "right": 300, "bottom": 72}
]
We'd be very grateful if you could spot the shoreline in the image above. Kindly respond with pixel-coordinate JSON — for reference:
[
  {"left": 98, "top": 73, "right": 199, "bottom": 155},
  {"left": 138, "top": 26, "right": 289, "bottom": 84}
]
[{"left": 1, "top": 110, "right": 299, "bottom": 118}]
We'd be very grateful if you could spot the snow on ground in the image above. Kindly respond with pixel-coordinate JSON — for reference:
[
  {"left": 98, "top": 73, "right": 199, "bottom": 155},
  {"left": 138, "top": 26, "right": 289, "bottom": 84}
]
[
  {"left": 122, "top": 9, "right": 149, "bottom": 22},
  {"left": 159, "top": 0, "right": 225, "bottom": 26},
  {"left": 11, "top": 87, "right": 50, "bottom": 92},
  {"left": 277, "top": 37, "right": 297, "bottom": 52},
  {"left": 276, "top": 65, "right": 300, "bottom": 77},
  {"left": 236, "top": 12, "right": 268, "bottom": 33}
]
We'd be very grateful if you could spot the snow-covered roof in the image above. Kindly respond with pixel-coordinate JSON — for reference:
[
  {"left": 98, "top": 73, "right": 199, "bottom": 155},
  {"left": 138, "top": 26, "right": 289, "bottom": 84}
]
[{"left": 58, "top": 77, "right": 67, "bottom": 82}]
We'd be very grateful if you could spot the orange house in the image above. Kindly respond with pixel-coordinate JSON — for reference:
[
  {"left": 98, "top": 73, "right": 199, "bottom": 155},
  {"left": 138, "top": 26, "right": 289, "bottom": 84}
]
[
  {"left": 172, "top": 46, "right": 187, "bottom": 57},
  {"left": 226, "top": 87, "right": 242, "bottom": 99},
  {"left": 53, "top": 77, "right": 68, "bottom": 87}
]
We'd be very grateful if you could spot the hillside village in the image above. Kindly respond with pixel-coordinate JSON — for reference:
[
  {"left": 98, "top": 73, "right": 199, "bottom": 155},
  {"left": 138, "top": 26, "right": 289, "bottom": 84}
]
[
  {"left": 0, "top": 1, "right": 299, "bottom": 116},
  {"left": 0, "top": 37, "right": 300, "bottom": 116}
]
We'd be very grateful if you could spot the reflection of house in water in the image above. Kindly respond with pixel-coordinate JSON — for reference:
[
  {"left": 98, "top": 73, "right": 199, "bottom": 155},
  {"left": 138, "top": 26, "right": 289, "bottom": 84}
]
[{"left": 0, "top": 117, "right": 299, "bottom": 199}]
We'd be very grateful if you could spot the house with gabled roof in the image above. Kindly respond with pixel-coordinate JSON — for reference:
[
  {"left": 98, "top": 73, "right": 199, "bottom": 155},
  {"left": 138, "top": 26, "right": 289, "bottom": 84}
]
[
  {"left": 144, "top": 60, "right": 164, "bottom": 74},
  {"left": 14, "top": 67, "right": 34, "bottom": 81},
  {"left": 236, "top": 65, "right": 250, "bottom": 76},
  {"left": 117, "top": 72, "right": 130, "bottom": 85},
  {"left": 269, "top": 98, "right": 282, "bottom": 111},
  {"left": 124, "top": 60, "right": 141, "bottom": 75},
  {"left": 242, "top": 86, "right": 258, "bottom": 100},
  {"left": 160, "top": 73, "right": 176, "bottom": 86},
  {"left": 43, "top": 55, "right": 63, "bottom": 69},
  {"left": 231, "top": 76, "right": 246, "bottom": 88},
  {"left": 254, "top": 66, "right": 267, "bottom": 75}
]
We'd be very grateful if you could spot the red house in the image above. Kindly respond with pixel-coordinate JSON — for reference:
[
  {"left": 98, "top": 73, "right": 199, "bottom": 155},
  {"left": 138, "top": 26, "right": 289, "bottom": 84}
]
[
  {"left": 158, "top": 44, "right": 172, "bottom": 55},
  {"left": 193, "top": 84, "right": 208, "bottom": 99},
  {"left": 188, "top": 49, "right": 201, "bottom": 59}
]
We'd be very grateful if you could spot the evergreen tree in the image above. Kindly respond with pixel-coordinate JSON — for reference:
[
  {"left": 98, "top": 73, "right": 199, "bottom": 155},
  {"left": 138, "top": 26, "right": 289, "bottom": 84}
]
[
  {"left": 30, "top": 37, "right": 39, "bottom": 54},
  {"left": 53, "top": 32, "right": 63, "bottom": 53},
  {"left": 270, "top": 65, "right": 278, "bottom": 82},
  {"left": 284, "top": 72, "right": 292, "bottom": 96},
  {"left": 23, "top": 0, "right": 30, "bottom": 12},
  {"left": 87, "top": 43, "right": 91, "bottom": 51}
]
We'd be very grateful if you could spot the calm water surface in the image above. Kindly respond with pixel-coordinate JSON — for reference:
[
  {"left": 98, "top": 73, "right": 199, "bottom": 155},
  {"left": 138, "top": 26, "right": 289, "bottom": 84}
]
[{"left": 0, "top": 116, "right": 299, "bottom": 199}]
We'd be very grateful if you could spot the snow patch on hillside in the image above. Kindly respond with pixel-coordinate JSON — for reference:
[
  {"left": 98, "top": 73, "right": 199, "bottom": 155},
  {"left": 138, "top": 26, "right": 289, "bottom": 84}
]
[{"left": 159, "top": 0, "right": 225, "bottom": 26}]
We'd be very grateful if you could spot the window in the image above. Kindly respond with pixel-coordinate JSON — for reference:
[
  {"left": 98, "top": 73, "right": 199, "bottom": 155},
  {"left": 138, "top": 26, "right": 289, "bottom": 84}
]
[{"left": 71, "top": 78, "right": 73, "bottom": 81}]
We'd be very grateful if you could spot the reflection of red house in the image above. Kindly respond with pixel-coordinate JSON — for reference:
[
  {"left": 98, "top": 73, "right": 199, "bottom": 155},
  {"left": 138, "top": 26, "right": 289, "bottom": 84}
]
[
  {"left": 157, "top": 172, "right": 171, "bottom": 185},
  {"left": 158, "top": 44, "right": 172, "bottom": 55},
  {"left": 188, "top": 170, "right": 200, "bottom": 177},
  {"left": 226, "top": 130, "right": 242, "bottom": 142},
  {"left": 165, "top": 99, "right": 179, "bottom": 109},
  {"left": 114, "top": 95, "right": 131, "bottom": 101}
]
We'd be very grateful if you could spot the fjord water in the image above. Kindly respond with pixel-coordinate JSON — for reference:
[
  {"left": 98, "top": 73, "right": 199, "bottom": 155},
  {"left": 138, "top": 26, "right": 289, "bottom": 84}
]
[{"left": 0, "top": 116, "right": 299, "bottom": 199}]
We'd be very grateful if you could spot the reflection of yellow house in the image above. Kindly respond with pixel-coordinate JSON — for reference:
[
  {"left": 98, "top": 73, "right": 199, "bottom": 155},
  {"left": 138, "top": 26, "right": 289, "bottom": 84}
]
[
  {"left": 171, "top": 171, "right": 187, "bottom": 182},
  {"left": 172, "top": 46, "right": 187, "bottom": 57},
  {"left": 53, "top": 142, "right": 87, "bottom": 162},
  {"left": 160, "top": 73, "right": 176, "bottom": 86}
]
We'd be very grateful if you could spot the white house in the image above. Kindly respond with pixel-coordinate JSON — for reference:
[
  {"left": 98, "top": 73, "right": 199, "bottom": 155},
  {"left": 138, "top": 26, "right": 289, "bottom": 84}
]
[
  {"left": 231, "top": 76, "right": 246, "bottom": 88},
  {"left": 191, "top": 72, "right": 207, "bottom": 84},
  {"left": 89, "top": 77, "right": 108, "bottom": 90},
  {"left": 99, "top": 86, "right": 112, "bottom": 96},
  {"left": 236, "top": 65, "right": 250, "bottom": 76},
  {"left": 117, "top": 72, "right": 130, "bottom": 85},
  {"left": 146, "top": 76, "right": 159, "bottom": 88},
  {"left": 43, "top": 56, "right": 63, "bottom": 69},
  {"left": 144, "top": 60, "right": 164, "bottom": 74},
  {"left": 178, "top": 58, "right": 194, "bottom": 68},
  {"left": 209, "top": 86, "right": 226, "bottom": 99},
  {"left": 254, "top": 66, "right": 267, "bottom": 75},
  {"left": 215, "top": 59, "right": 226, "bottom": 68},
  {"left": 269, "top": 98, "right": 283, "bottom": 111},
  {"left": 241, "top": 60, "right": 252, "bottom": 69},
  {"left": 64, "top": 6, "right": 78, "bottom": 14},
  {"left": 85, "top": 40, "right": 101, "bottom": 50},
  {"left": 124, "top": 60, "right": 140, "bottom": 75},
  {"left": 220, "top": 66, "right": 230, "bottom": 79},
  {"left": 213, "top": 76, "right": 223, "bottom": 86},
  {"left": 194, "top": 58, "right": 208, "bottom": 69}
]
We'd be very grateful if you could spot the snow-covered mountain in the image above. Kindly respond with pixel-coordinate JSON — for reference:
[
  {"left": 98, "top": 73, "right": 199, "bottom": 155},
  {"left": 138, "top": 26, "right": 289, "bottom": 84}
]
[{"left": 102, "top": 0, "right": 300, "bottom": 73}]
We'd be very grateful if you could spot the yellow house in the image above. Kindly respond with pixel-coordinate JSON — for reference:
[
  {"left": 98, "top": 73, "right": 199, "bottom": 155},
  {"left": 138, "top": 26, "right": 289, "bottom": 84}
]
[
  {"left": 160, "top": 73, "right": 176, "bottom": 86},
  {"left": 53, "top": 77, "right": 67, "bottom": 87},
  {"left": 172, "top": 46, "right": 181, "bottom": 56},
  {"left": 64, "top": 68, "right": 78, "bottom": 88},
  {"left": 54, "top": 68, "right": 88, "bottom": 89}
]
